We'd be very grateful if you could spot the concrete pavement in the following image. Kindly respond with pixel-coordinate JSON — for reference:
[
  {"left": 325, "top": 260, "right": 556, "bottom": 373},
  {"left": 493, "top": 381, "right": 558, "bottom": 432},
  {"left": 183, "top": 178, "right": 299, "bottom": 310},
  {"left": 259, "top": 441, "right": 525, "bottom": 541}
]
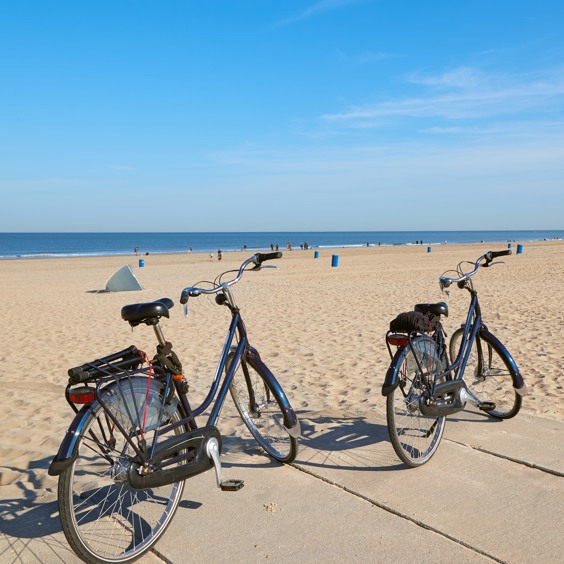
[{"left": 1, "top": 409, "right": 563, "bottom": 563}]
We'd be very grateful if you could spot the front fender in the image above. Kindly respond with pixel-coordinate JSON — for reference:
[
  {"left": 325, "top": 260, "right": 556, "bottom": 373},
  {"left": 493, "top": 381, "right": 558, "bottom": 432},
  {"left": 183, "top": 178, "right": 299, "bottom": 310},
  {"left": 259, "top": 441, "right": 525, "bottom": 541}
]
[
  {"left": 480, "top": 326, "right": 527, "bottom": 395},
  {"left": 382, "top": 346, "right": 406, "bottom": 396},
  {"left": 48, "top": 403, "right": 93, "bottom": 476},
  {"left": 246, "top": 347, "right": 301, "bottom": 438}
]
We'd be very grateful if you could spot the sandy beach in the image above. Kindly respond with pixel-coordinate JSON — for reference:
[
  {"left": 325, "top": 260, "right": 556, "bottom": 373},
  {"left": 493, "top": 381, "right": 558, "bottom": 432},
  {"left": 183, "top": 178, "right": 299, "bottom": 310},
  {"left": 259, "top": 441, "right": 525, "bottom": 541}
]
[{"left": 1, "top": 240, "right": 563, "bottom": 560}]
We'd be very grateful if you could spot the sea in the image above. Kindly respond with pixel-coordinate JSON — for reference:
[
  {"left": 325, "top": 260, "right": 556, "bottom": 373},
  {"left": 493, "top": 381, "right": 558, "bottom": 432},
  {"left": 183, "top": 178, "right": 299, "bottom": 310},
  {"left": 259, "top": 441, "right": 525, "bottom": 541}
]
[{"left": 0, "top": 231, "right": 562, "bottom": 259}]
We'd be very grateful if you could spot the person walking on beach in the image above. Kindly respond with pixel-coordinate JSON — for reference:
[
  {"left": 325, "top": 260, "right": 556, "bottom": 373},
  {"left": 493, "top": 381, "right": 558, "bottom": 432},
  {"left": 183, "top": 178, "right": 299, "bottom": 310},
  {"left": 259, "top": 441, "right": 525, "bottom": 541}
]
[
  {"left": 217, "top": 249, "right": 223, "bottom": 261},
  {"left": 134, "top": 246, "right": 139, "bottom": 256}
]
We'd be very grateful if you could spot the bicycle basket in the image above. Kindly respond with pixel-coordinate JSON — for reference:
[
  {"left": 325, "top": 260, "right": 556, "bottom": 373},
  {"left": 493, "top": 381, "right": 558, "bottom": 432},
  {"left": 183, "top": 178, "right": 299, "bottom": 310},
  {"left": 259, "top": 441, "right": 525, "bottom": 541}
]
[
  {"left": 406, "top": 335, "right": 446, "bottom": 375},
  {"left": 101, "top": 377, "right": 177, "bottom": 433}
]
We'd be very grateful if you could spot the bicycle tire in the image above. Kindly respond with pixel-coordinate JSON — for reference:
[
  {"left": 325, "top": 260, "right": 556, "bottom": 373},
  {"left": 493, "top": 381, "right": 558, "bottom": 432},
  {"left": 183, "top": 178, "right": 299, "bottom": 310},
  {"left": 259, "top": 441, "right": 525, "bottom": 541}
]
[
  {"left": 58, "top": 382, "right": 186, "bottom": 564},
  {"left": 450, "top": 328, "right": 522, "bottom": 419},
  {"left": 228, "top": 352, "right": 297, "bottom": 463},
  {"left": 386, "top": 336, "right": 446, "bottom": 467}
]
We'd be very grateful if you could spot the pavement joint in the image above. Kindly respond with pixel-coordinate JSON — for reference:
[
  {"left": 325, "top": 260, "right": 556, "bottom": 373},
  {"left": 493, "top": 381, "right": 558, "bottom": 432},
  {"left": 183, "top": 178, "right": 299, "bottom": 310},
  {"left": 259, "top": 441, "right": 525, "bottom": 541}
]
[
  {"left": 289, "top": 461, "right": 504, "bottom": 563},
  {"left": 444, "top": 438, "right": 564, "bottom": 477}
]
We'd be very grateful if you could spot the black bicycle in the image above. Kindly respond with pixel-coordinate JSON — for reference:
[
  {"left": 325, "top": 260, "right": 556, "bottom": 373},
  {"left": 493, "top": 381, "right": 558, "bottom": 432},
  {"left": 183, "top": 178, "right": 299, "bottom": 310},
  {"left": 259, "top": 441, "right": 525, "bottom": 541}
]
[
  {"left": 382, "top": 250, "right": 527, "bottom": 467},
  {"left": 49, "top": 252, "right": 300, "bottom": 563}
]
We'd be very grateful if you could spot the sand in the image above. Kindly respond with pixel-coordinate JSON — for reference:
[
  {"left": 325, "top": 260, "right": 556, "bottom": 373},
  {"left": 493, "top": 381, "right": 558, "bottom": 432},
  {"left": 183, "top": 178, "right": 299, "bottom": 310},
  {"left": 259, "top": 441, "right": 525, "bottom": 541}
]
[{"left": 1, "top": 240, "right": 562, "bottom": 504}]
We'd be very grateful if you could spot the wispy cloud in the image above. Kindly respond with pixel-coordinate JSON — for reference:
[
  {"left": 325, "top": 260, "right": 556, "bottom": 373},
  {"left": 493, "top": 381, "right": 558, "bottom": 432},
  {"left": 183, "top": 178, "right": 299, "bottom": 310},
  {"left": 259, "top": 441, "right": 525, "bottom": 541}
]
[
  {"left": 278, "top": 0, "right": 368, "bottom": 25},
  {"left": 322, "top": 66, "right": 564, "bottom": 122}
]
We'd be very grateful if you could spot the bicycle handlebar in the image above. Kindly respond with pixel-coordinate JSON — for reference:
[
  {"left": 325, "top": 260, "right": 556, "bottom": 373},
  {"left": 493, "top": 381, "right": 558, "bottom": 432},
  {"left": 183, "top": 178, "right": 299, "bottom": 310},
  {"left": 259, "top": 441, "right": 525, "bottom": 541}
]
[
  {"left": 439, "top": 249, "right": 511, "bottom": 289},
  {"left": 179, "top": 252, "right": 282, "bottom": 304}
]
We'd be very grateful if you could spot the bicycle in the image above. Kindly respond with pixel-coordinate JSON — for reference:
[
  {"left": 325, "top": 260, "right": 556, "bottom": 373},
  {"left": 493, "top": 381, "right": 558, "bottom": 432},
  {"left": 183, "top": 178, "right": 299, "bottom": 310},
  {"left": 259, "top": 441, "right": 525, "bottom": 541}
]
[
  {"left": 49, "top": 252, "right": 300, "bottom": 563},
  {"left": 382, "top": 250, "right": 527, "bottom": 467}
]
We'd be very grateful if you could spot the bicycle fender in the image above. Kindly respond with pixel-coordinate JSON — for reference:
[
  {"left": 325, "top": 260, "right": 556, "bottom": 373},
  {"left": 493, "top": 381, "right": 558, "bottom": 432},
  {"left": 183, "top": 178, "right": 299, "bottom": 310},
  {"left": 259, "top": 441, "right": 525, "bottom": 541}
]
[
  {"left": 480, "top": 327, "right": 528, "bottom": 395},
  {"left": 48, "top": 403, "right": 93, "bottom": 476},
  {"left": 382, "top": 346, "right": 405, "bottom": 396},
  {"left": 246, "top": 347, "right": 301, "bottom": 438}
]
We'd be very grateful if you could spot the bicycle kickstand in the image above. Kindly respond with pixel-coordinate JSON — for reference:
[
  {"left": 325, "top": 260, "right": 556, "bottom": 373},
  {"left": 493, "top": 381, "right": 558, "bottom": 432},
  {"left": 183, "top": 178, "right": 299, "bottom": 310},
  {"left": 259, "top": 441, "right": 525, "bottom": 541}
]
[{"left": 206, "top": 438, "right": 244, "bottom": 491}]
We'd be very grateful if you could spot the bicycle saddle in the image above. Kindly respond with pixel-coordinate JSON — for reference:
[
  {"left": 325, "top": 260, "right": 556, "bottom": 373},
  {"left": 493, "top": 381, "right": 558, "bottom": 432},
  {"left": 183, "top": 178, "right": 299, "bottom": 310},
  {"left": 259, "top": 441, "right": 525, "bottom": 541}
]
[
  {"left": 414, "top": 302, "right": 448, "bottom": 317},
  {"left": 121, "top": 298, "right": 174, "bottom": 326}
]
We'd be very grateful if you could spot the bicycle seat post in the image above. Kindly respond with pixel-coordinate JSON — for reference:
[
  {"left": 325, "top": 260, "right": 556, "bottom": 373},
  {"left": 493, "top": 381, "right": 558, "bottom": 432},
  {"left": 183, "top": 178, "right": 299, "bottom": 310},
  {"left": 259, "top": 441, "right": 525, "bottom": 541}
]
[{"left": 152, "top": 321, "right": 167, "bottom": 347}]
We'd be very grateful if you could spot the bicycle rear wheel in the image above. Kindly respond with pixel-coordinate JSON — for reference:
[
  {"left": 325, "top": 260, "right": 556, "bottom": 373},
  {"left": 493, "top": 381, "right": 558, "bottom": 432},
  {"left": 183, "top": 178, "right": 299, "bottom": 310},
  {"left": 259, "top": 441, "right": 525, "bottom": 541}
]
[
  {"left": 228, "top": 353, "right": 297, "bottom": 463},
  {"left": 386, "top": 336, "right": 446, "bottom": 467},
  {"left": 450, "top": 328, "right": 522, "bottom": 419},
  {"left": 58, "top": 382, "right": 186, "bottom": 564}
]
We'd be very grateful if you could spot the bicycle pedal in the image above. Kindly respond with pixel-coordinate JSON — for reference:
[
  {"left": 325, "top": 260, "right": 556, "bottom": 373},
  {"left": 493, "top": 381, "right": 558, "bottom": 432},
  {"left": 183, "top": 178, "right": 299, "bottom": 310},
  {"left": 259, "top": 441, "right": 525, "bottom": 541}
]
[
  {"left": 478, "top": 402, "right": 496, "bottom": 411},
  {"left": 220, "top": 479, "right": 244, "bottom": 491}
]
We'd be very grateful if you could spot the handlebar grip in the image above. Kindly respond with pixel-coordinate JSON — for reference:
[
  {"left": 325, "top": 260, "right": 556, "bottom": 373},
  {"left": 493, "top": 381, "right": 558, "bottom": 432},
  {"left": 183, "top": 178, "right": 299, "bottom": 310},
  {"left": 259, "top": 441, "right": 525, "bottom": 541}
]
[
  {"left": 180, "top": 289, "right": 189, "bottom": 305},
  {"left": 490, "top": 249, "right": 512, "bottom": 259},
  {"left": 255, "top": 252, "right": 282, "bottom": 264}
]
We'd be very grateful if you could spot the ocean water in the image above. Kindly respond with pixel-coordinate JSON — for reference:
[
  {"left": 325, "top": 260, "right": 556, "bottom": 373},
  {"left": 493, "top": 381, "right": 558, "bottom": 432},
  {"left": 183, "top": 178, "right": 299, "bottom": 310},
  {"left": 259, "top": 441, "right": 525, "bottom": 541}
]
[{"left": 0, "top": 231, "right": 562, "bottom": 259}]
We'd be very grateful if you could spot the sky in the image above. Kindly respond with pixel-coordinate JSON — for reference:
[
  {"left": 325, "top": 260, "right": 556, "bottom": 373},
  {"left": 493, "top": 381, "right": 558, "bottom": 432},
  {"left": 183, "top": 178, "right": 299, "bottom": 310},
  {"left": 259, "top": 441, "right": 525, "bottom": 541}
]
[{"left": 1, "top": 0, "right": 563, "bottom": 232}]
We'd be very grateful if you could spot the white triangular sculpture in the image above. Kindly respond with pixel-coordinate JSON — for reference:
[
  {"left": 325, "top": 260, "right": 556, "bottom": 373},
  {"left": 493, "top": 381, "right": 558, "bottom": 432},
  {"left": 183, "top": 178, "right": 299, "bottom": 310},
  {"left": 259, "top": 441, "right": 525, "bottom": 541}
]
[{"left": 105, "top": 265, "right": 143, "bottom": 292}]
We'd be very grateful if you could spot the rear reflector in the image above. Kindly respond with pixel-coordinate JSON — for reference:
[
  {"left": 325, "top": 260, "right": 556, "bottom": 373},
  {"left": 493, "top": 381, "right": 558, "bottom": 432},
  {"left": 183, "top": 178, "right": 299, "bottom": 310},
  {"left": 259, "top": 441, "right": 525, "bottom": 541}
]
[
  {"left": 387, "top": 334, "right": 408, "bottom": 347},
  {"left": 69, "top": 387, "right": 96, "bottom": 404}
]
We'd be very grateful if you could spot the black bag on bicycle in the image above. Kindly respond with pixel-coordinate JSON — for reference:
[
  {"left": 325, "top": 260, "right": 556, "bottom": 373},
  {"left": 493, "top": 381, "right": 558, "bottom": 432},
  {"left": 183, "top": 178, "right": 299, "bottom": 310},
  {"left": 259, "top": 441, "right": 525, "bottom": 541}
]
[{"left": 389, "top": 311, "right": 441, "bottom": 334}]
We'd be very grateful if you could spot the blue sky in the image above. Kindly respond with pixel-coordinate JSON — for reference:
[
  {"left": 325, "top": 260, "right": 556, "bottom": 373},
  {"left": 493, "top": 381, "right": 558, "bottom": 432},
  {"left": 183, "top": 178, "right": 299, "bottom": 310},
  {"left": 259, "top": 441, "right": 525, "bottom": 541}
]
[{"left": 1, "top": 0, "right": 563, "bottom": 231}]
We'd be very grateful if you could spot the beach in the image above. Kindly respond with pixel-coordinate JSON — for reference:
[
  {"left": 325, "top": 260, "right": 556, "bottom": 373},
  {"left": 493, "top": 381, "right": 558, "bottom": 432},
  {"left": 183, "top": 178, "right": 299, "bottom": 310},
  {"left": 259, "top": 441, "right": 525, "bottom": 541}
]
[
  {"left": 1, "top": 240, "right": 562, "bottom": 488},
  {"left": 1, "top": 241, "right": 563, "bottom": 561}
]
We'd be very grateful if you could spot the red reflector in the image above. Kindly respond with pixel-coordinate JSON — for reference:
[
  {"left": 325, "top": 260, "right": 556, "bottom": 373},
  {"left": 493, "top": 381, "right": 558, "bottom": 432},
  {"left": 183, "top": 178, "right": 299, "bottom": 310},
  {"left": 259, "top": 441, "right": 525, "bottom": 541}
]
[
  {"left": 69, "top": 387, "right": 96, "bottom": 404},
  {"left": 387, "top": 334, "right": 408, "bottom": 347}
]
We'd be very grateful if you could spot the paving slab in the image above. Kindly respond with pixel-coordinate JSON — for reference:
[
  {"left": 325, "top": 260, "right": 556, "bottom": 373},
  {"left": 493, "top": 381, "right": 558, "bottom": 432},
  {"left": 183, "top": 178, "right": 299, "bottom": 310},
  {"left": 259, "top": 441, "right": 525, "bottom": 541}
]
[
  {"left": 158, "top": 439, "right": 490, "bottom": 563},
  {"left": 294, "top": 409, "right": 564, "bottom": 563},
  {"left": 2, "top": 410, "right": 563, "bottom": 563}
]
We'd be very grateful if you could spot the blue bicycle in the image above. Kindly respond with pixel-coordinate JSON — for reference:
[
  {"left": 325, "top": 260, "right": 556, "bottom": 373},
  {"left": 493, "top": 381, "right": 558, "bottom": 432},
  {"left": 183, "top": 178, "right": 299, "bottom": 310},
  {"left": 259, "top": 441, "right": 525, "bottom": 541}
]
[
  {"left": 49, "top": 252, "right": 300, "bottom": 563},
  {"left": 382, "top": 250, "right": 527, "bottom": 467}
]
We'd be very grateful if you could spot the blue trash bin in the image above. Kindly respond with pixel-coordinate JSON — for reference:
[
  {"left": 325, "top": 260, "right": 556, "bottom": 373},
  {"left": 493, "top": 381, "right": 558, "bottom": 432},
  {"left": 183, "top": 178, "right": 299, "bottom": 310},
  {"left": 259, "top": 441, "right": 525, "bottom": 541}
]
[
  {"left": 331, "top": 254, "right": 339, "bottom": 267},
  {"left": 427, "top": 246, "right": 432, "bottom": 253},
  {"left": 314, "top": 251, "right": 319, "bottom": 259},
  {"left": 139, "top": 259, "right": 145, "bottom": 267},
  {"left": 517, "top": 244, "right": 523, "bottom": 254}
]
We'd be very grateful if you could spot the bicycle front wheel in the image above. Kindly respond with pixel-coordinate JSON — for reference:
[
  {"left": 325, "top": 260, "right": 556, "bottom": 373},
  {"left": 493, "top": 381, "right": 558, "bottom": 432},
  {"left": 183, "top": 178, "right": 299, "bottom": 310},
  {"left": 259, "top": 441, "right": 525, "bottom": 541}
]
[
  {"left": 386, "top": 337, "right": 446, "bottom": 467},
  {"left": 58, "top": 384, "right": 186, "bottom": 564},
  {"left": 228, "top": 353, "right": 297, "bottom": 463},
  {"left": 450, "top": 328, "right": 522, "bottom": 419}
]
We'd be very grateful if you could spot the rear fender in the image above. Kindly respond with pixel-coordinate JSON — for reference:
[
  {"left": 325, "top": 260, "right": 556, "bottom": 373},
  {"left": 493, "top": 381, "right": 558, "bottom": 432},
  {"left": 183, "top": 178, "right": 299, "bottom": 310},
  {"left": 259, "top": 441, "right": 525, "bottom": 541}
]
[
  {"left": 48, "top": 403, "right": 93, "bottom": 476},
  {"left": 382, "top": 346, "right": 406, "bottom": 396}
]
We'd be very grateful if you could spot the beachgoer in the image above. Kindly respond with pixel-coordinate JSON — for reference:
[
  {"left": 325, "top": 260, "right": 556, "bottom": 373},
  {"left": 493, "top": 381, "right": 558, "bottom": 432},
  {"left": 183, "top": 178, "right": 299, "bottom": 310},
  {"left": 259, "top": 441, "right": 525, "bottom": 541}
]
[
  {"left": 217, "top": 249, "right": 222, "bottom": 261},
  {"left": 134, "top": 246, "right": 139, "bottom": 255},
  {"left": 210, "top": 251, "right": 214, "bottom": 260}
]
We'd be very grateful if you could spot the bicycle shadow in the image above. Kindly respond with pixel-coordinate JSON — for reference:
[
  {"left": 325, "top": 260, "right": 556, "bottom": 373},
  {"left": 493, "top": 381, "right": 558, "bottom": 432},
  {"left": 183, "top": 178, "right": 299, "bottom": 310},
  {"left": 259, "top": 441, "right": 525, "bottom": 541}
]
[
  {"left": 220, "top": 413, "right": 404, "bottom": 472},
  {"left": 447, "top": 407, "right": 504, "bottom": 424},
  {"left": 295, "top": 412, "right": 404, "bottom": 472}
]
